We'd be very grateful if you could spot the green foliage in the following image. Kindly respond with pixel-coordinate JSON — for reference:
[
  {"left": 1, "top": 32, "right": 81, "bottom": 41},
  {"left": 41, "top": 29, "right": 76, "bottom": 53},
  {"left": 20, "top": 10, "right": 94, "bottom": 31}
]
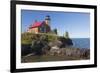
[
  {"left": 64, "top": 31, "right": 69, "bottom": 38},
  {"left": 21, "top": 33, "right": 36, "bottom": 44},
  {"left": 21, "top": 32, "right": 58, "bottom": 45},
  {"left": 53, "top": 29, "right": 58, "bottom": 35},
  {"left": 21, "top": 32, "right": 71, "bottom": 45},
  {"left": 47, "top": 34, "right": 57, "bottom": 42}
]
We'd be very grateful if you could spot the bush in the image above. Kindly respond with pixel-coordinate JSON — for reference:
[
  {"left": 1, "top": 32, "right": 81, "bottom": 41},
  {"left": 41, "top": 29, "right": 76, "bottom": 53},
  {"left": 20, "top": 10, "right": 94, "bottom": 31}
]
[{"left": 21, "top": 32, "right": 58, "bottom": 44}]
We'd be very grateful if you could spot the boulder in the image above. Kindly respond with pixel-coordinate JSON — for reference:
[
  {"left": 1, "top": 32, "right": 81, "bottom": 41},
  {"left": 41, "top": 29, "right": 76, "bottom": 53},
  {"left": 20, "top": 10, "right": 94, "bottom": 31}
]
[
  {"left": 48, "top": 40, "right": 62, "bottom": 48},
  {"left": 21, "top": 44, "right": 33, "bottom": 56},
  {"left": 58, "top": 37, "right": 73, "bottom": 48}
]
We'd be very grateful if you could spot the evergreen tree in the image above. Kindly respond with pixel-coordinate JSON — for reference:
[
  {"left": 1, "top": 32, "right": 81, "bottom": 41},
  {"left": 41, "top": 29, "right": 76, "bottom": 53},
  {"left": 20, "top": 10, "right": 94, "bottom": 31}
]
[
  {"left": 65, "top": 31, "right": 69, "bottom": 38},
  {"left": 53, "top": 28, "right": 58, "bottom": 35}
]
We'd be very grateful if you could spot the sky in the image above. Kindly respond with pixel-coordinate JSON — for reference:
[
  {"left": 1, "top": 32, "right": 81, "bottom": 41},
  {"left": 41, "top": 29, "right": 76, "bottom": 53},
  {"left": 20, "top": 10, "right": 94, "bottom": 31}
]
[{"left": 21, "top": 10, "right": 90, "bottom": 38}]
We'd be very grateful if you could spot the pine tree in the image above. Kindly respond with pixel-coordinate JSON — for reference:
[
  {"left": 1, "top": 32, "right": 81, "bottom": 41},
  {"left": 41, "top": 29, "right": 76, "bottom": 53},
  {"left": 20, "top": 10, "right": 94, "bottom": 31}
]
[
  {"left": 53, "top": 29, "right": 58, "bottom": 35},
  {"left": 65, "top": 31, "right": 69, "bottom": 38}
]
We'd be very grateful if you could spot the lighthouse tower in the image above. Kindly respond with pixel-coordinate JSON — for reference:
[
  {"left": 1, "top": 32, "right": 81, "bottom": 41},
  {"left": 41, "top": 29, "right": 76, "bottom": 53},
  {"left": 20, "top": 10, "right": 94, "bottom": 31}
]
[{"left": 45, "top": 15, "right": 51, "bottom": 25}]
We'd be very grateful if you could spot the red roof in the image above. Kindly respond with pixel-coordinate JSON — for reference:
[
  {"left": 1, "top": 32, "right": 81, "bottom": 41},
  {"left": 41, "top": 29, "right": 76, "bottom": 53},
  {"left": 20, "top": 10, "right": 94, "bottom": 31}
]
[{"left": 29, "top": 21, "right": 44, "bottom": 28}]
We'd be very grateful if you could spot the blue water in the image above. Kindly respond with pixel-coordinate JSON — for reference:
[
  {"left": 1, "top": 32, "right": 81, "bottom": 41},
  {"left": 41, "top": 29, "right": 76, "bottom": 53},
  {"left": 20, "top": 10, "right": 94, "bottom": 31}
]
[{"left": 71, "top": 38, "right": 90, "bottom": 49}]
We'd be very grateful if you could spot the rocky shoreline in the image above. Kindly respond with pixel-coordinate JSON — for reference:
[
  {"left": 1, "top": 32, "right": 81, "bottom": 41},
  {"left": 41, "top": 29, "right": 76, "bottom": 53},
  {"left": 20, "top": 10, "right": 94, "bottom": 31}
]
[
  {"left": 49, "top": 47, "right": 90, "bottom": 58},
  {"left": 21, "top": 33, "right": 90, "bottom": 63},
  {"left": 22, "top": 47, "right": 90, "bottom": 57},
  {"left": 21, "top": 47, "right": 90, "bottom": 63}
]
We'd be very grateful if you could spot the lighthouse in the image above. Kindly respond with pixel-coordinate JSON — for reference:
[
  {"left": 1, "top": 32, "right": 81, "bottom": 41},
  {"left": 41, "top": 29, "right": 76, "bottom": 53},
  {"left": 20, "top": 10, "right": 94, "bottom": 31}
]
[
  {"left": 27, "top": 15, "right": 51, "bottom": 33},
  {"left": 45, "top": 15, "right": 51, "bottom": 25}
]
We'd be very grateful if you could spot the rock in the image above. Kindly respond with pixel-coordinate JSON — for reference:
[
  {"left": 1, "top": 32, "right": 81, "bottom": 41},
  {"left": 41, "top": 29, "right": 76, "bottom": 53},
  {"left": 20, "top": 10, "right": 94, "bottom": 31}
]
[
  {"left": 48, "top": 40, "right": 62, "bottom": 48},
  {"left": 21, "top": 44, "right": 33, "bottom": 56},
  {"left": 65, "top": 49, "right": 73, "bottom": 56},
  {"left": 56, "top": 48, "right": 90, "bottom": 58},
  {"left": 80, "top": 49, "right": 90, "bottom": 58},
  {"left": 58, "top": 37, "right": 73, "bottom": 48},
  {"left": 50, "top": 48, "right": 60, "bottom": 56},
  {"left": 31, "top": 40, "right": 45, "bottom": 55},
  {"left": 49, "top": 46, "right": 60, "bottom": 55},
  {"left": 42, "top": 45, "right": 51, "bottom": 55}
]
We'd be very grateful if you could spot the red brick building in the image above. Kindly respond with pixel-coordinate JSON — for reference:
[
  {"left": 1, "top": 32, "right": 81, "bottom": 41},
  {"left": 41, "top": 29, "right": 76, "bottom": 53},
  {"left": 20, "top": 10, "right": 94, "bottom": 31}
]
[{"left": 27, "top": 15, "right": 51, "bottom": 34}]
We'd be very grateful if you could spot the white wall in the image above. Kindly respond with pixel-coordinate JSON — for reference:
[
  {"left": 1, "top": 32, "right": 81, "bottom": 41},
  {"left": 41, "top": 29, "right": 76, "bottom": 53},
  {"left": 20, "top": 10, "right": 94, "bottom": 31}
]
[{"left": 0, "top": 0, "right": 99, "bottom": 73}]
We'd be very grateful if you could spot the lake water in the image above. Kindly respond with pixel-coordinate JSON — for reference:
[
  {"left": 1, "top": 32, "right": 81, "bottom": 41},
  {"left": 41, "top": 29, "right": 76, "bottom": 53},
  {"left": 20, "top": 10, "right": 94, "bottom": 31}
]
[{"left": 71, "top": 38, "right": 90, "bottom": 49}]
